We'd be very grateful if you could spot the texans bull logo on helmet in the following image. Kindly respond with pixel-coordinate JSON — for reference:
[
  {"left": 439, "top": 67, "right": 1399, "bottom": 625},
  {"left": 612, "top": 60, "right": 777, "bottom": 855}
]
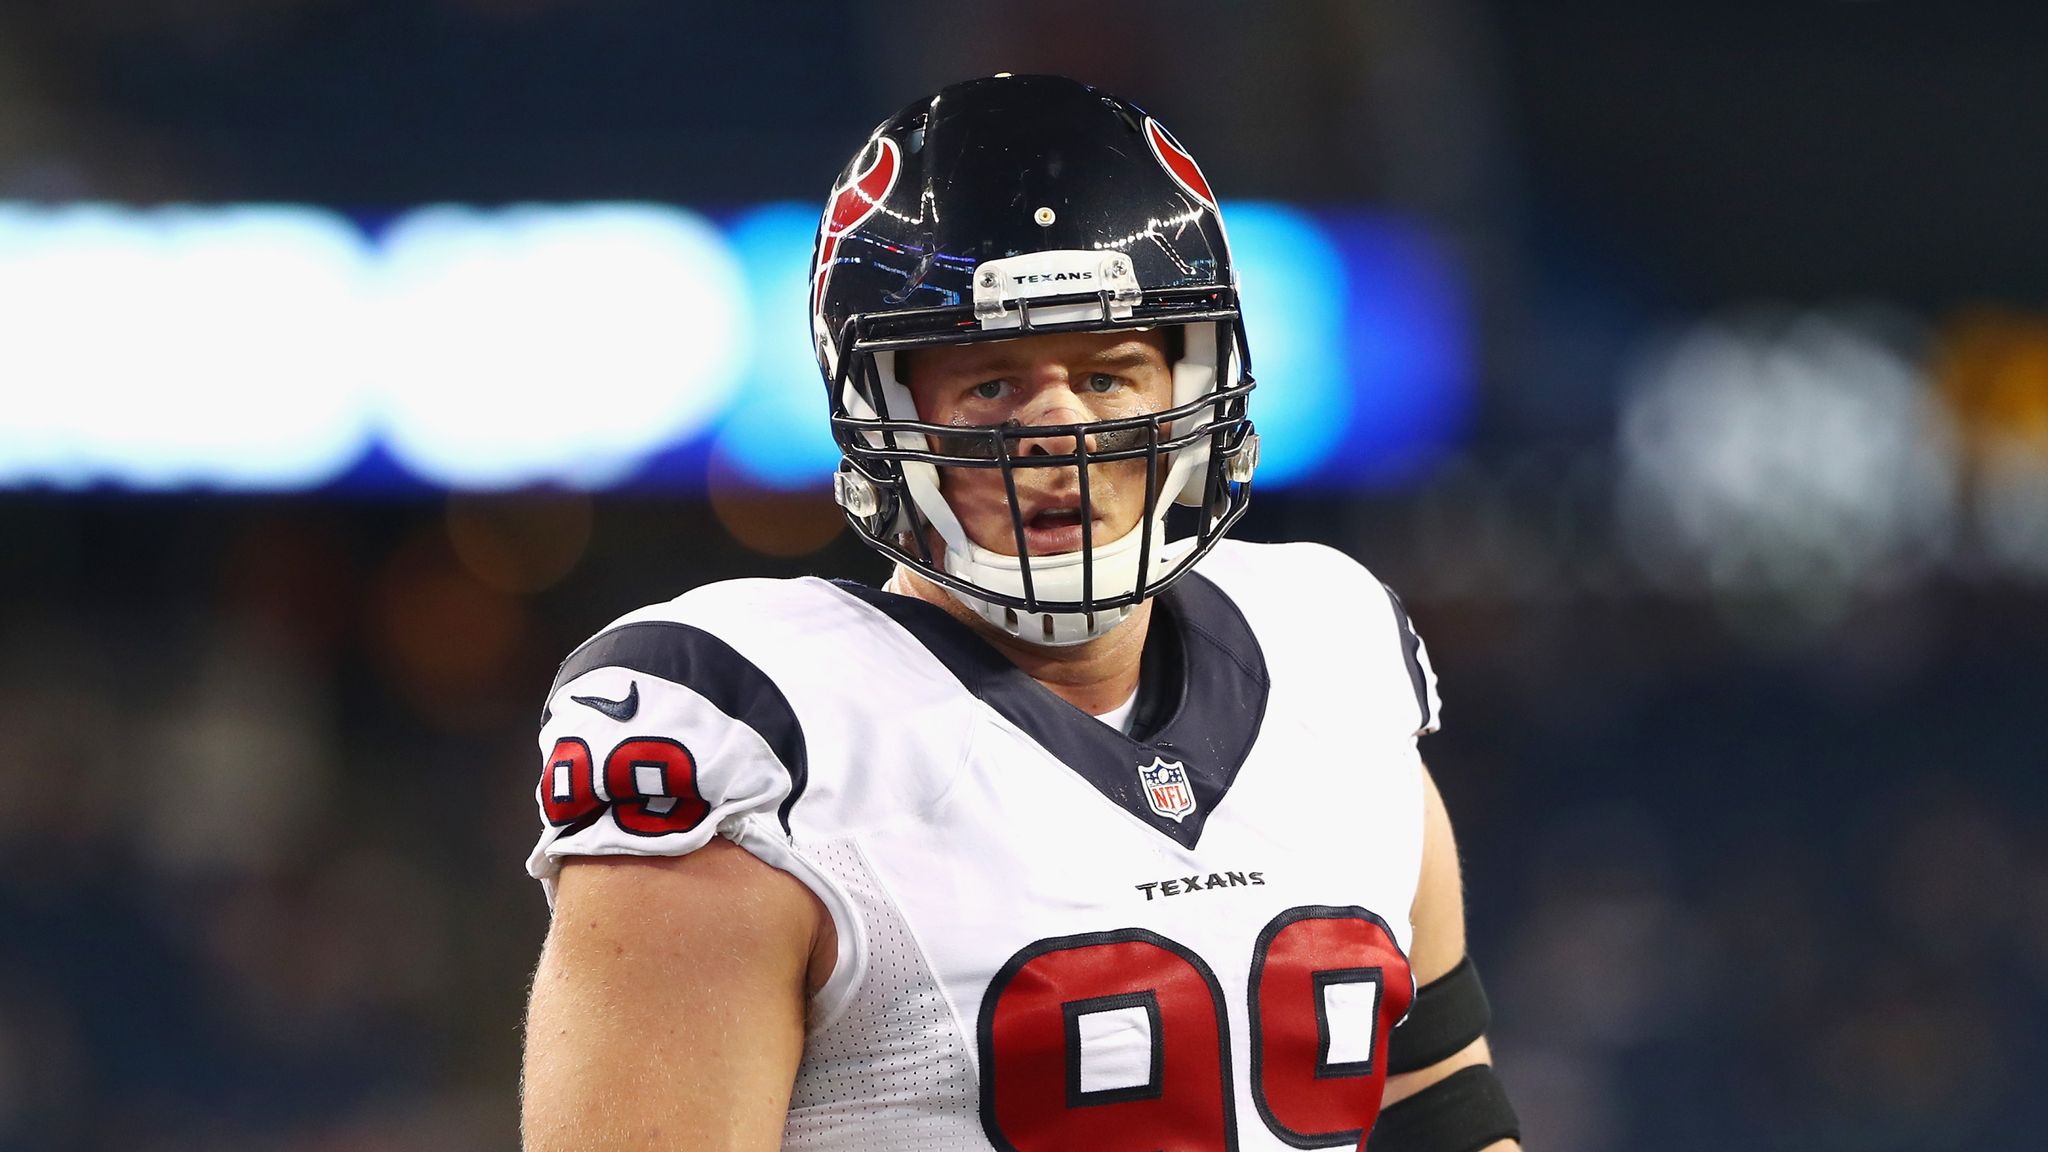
[
  {"left": 813, "top": 136, "right": 902, "bottom": 317},
  {"left": 1144, "top": 117, "right": 1217, "bottom": 212}
]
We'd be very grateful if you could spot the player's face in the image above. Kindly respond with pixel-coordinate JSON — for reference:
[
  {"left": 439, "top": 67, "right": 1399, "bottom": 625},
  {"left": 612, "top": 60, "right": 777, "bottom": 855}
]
[{"left": 900, "top": 329, "right": 1175, "bottom": 558}]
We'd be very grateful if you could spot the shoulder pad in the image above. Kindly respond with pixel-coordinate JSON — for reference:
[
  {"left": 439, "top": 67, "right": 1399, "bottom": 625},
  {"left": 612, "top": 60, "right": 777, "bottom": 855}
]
[
  {"left": 1197, "top": 540, "right": 1442, "bottom": 738},
  {"left": 525, "top": 586, "right": 814, "bottom": 887}
]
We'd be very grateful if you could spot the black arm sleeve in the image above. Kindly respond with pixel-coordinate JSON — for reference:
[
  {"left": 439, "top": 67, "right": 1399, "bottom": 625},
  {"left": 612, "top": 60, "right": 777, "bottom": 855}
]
[
  {"left": 1386, "top": 955, "right": 1492, "bottom": 1075},
  {"left": 1365, "top": 1064, "right": 1519, "bottom": 1152}
]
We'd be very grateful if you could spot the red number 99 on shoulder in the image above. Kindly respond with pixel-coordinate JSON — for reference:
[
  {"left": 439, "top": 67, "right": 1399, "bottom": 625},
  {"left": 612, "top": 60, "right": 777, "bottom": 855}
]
[{"left": 538, "top": 735, "right": 710, "bottom": 837}]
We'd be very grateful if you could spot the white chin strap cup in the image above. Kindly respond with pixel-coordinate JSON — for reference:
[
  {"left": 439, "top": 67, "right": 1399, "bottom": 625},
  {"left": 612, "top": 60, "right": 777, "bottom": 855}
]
[{"left": 943, "top": 521, "right": 1194, "bottom": 647}]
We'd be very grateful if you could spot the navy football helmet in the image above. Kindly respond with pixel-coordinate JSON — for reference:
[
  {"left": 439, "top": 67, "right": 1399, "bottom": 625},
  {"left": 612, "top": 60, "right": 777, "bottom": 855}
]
[{"left": 812, "top": 74, "right": 1258, "bottom": 645}]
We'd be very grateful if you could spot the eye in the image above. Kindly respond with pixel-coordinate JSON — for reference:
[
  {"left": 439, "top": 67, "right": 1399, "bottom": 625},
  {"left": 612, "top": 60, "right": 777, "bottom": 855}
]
[
  {"left": 970, "top": 380, "right": 1009, "bottom": 401},
  {"left": 1084, "top": 374, "right": 1123, "bottom": 394}
]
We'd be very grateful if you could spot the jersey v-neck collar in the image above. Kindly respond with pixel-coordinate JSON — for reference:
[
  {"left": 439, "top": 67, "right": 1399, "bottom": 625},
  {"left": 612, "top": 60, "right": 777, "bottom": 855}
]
[{"left": 830, "top": 574, "right": 1270, "bottom": 849}]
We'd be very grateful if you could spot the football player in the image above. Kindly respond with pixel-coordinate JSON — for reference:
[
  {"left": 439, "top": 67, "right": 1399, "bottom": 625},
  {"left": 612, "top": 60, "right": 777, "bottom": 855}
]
[{"left": 521, "top": 74, "right": 1519, "bottom": 1152}]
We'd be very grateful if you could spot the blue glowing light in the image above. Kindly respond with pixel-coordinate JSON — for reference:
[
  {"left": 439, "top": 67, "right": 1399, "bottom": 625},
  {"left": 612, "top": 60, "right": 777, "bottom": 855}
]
[{"left": 0, "top": 201, "right": 1470, "bottom": 494}]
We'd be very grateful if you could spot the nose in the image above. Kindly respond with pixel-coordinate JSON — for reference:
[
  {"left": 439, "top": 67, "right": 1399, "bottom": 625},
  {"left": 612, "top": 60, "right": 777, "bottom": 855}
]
[{"left": 1011, "top": 382, "right": 1094, "bottom": 459}]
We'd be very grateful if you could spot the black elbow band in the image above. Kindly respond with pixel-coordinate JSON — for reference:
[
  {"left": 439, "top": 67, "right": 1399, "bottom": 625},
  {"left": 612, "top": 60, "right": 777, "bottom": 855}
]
[
  {"left": 1366, "top": 1064, "right": 1520, "bottom": 1152},
  {"left": 1386, "top": 955, "right": 1492, "bottom": 1075}
]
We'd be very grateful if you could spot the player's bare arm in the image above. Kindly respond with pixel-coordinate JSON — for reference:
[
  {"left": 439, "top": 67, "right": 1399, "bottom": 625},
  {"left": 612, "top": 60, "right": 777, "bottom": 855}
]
[
  {"left": 521, "top": 844, "right": 832, "bottom": 1152},
  {"left": 1372, "top": 766, "right": 1520, "bottom": 1151}
]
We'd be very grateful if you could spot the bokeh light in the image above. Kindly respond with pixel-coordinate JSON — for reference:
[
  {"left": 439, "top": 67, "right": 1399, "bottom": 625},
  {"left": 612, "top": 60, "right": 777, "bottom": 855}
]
[
  {"left": 375, "top": 203, "right": 749, "bottom": 489},
  {"left": 1617, "top": 307, "right": 1957, "bottom": 614},
  {"left": 0, "top": 201, "right": 1472, "bottom": 494},
  {"left": 444, "top": 491, "right": 594, "bottom": 594}
]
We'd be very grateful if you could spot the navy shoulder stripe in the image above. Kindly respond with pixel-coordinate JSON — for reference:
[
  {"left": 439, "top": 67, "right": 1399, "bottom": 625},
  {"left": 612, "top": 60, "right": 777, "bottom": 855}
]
[
  {"left": 550, "top": 620, "right": 810, "bottom": 835},
  {"left": 1380, "top": 583, "right": 1433, "bottom": 737}
]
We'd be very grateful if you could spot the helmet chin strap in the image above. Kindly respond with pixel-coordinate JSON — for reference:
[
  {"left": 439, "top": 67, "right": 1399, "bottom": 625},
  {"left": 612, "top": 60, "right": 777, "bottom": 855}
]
[
  {"left": 890, "top": 528, "right": 1190, "bottom": 648},
  {"left": 937, "top": 518, "right": 1193, "bottom": 647}
]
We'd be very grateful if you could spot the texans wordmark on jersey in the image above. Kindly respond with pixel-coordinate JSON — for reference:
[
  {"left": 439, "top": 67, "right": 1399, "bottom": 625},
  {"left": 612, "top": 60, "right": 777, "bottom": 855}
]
[{"left": 526, "top": 539, "right": 1443, "bottom": 1151}]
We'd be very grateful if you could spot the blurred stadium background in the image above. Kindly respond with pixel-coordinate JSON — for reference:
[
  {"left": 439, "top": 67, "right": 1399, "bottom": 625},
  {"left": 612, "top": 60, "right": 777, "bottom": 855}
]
[{"left": 4, "top": 2, "right": 2047, "bottom": 1149}]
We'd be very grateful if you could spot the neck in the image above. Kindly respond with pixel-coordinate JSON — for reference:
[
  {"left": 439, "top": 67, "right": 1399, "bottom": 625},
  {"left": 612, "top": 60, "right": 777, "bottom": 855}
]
[{"left": 891, "top": 565, "right": 1149, "bottom": 716}]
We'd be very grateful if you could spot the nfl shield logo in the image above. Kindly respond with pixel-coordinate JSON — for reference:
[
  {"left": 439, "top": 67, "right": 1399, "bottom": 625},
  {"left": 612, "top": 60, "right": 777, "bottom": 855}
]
[{"left": 1138, "top": 757, "right": 1197, "bottom": 822}]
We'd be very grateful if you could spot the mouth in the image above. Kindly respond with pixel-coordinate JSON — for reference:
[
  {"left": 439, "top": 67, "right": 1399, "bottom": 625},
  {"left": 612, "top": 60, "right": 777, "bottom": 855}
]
[
  {"left": 1029, "top": 505, "right": 1085, "bottom": 529},
  {"left": 1019, "top": 502, "right": 1102, "bottom": 555}
]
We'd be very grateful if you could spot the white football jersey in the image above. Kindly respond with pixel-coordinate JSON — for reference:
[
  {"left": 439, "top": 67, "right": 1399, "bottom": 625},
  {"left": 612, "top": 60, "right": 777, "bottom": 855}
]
[{"left": 526, "top": 539, "right": 1443, "bottom": 1151}]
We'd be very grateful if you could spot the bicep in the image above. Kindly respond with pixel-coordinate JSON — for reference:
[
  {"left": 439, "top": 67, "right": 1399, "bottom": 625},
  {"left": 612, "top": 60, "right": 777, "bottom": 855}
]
[
  {"left": 522, "top": 840, "right": 825, "bottom": 1152},
  {"left": 1379, "top": 765, "right": 1519, "bottom": 1149},
  {"left": 1402, "top": 764, "right": 1466, "bottom": 988}
]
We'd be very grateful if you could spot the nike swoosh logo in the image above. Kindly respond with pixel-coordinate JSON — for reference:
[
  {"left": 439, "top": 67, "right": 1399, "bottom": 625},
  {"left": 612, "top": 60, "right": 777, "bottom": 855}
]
[{"left": 571, "top": 681, "right": 639, "bottom": 722}]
